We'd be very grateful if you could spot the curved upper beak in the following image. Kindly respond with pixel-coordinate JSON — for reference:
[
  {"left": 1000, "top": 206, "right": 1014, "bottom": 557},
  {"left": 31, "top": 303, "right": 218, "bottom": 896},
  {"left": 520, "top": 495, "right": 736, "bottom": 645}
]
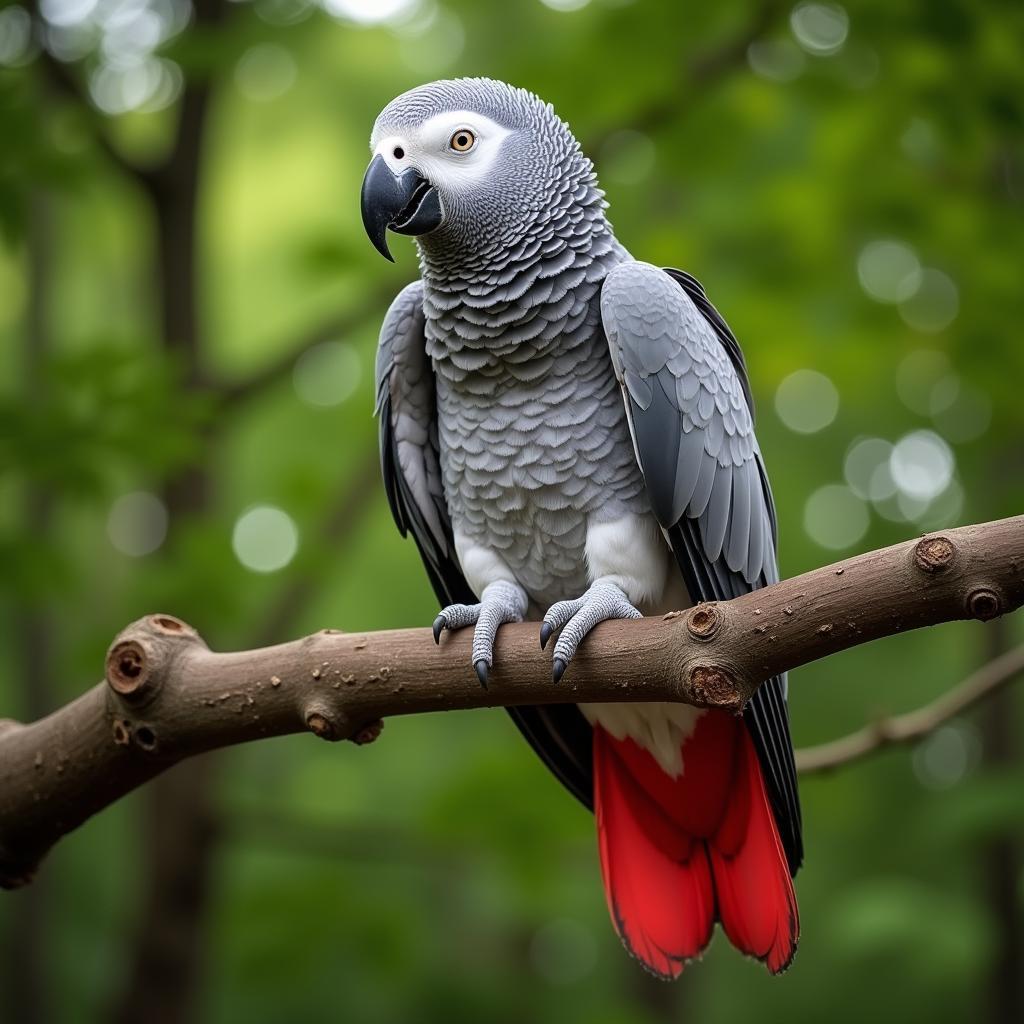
[{"left": 360, "top": 154, "right": 443, "bottom": 262}]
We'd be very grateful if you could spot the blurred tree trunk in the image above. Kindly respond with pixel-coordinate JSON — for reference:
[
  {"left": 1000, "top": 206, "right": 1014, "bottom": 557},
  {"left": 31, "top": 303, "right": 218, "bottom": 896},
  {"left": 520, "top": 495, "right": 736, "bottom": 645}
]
[
  {"left": 980, "top": 615, "right": 1023, "bottom": 1024},
  {"left": 2, "top": 190, "right": 56, "bottom": 1024},
  {"left": 110, "top": 8, "right": 221, "bottom": 1021}
]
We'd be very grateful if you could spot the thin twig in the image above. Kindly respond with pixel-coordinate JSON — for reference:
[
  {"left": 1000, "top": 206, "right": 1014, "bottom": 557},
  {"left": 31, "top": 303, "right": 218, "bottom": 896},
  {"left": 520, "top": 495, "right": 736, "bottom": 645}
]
[
  {"left": 795, "top": 644, "right": 1024, "bottom": 774},
  {"left": 586, "top": 1, "right": 782, "bottom": 152},
  {"left": 216, "top": 286, "right": 395, "bottom": 411}
]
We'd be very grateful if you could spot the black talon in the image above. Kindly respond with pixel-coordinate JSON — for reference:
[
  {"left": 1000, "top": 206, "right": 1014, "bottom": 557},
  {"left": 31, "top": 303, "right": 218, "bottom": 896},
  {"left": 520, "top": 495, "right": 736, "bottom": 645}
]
[
  {"left": 552, "top": 657, "right": 567, "bottom": 683},
  {"left": 540, "top": 623, "right": 553, "bottom": 650},
  {"left": 432, "top": 615, "right": 445, "bottom": 644},
  {"left": 474, "top": 660, "right": 489, "bottom": 689}
]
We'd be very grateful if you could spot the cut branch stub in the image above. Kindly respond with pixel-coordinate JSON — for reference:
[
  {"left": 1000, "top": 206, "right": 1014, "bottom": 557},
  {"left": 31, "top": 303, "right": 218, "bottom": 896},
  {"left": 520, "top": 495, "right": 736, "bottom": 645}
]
[
  {"left": 914, "top": 535, "right": 956, "bottom": 574},
  {"left": 305, "top": 706, "right": 345, "bottom": 742},
  {"left": 105, "top": 614, "right": 206, "bottom": 709},
  {"left": 150, "top": 615, "right": 193, "bottom": 636},
  {"left": 686, "top": 603, "right": 722, "bottom": 642},
  {"left": 106, "top": 640, "right": 151, "bottom": 698},
  {"left": 687, "top": 664, "right": 743, "bottom": 711}
]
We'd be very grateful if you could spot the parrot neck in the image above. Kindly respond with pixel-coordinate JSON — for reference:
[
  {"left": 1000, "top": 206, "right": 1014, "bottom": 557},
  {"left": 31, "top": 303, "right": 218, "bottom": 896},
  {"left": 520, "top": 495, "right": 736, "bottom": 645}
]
[
  {"left": 416, "top": 167, "right": 627, "bottom": 359},
  {"left": 416, "top": 149, "right": 610, "bottom": 281}
]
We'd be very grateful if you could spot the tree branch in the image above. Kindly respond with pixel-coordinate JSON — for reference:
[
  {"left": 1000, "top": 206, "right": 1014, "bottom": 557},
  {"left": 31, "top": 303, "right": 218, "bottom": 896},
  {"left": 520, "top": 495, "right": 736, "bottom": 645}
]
[
  {"left": 33, "top": 46, "right": 156, "bottom": 189},
  {"left": 1, "top": 516, "right": 1022, "bottom": 888},
  {"left": 586, "top": 1, "right": 782, "bottom": 152},
  {"left": 795, "top": 643, "right": 1024, "bottom": 774},
  {"left": 215, "top": 287, "right": 394, "bottom": 412}
]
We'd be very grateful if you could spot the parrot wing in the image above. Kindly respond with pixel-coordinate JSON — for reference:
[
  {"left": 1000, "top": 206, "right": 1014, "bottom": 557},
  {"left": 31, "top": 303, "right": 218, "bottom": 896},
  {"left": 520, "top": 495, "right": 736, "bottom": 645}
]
[
  {"left": 375, "top": 280, "right": 595, "bottom": 807},
  {"left": 375, "top": 281, "right": 470, "bottom": 605},
  {"left": 599, "top": 261, "right": 802, "bottom": 876}
]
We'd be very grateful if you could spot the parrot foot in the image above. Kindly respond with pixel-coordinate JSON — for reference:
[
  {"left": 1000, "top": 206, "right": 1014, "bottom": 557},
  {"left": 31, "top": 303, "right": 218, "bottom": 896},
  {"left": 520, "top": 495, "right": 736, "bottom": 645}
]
[
  {"left": 540, "top": 578, "right": 642, "bottom": 681},
  {"left": 432, "top": 580, "right": 527, "bottom": 689}
]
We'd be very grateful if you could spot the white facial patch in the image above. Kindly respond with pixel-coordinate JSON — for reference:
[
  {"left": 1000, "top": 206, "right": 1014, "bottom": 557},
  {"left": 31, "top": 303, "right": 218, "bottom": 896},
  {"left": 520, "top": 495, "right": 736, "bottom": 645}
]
[{"left": 372, "top": 109, "right": 513, "bottom": 193}]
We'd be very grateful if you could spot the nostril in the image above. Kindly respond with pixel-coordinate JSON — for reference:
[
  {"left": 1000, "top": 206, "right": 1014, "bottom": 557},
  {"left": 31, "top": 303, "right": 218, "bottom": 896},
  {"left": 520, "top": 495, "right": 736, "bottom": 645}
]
[{"left": 393, "top": 146, "right": 405, "bottom": 160}]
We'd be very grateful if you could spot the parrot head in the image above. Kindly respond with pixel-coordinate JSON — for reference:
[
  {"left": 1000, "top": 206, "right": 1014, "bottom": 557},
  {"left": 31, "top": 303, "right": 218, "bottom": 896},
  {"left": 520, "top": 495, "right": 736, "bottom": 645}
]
[{"left": 361, "top": 78, "right": 591, "bottom": 262}]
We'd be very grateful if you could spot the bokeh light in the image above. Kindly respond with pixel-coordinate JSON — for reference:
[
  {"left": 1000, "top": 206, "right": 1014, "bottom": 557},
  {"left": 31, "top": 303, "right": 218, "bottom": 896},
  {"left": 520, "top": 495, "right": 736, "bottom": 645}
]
[
  {"left": 857, "top": 240, "right": 921, "bottom": 304},
  {"left": 898, "top": 268, "right": 959, "bottom": 333},
  {"left": 322, "top": 0, "right": 418, "bottom": 24},
  {"left": 790, "top": 2, "right": 849, "bottom": 56},
  {"left": 0, "top": 6, "right": 34, "bottom": 67},
  {"left": 293, "top": 342, "right": 362, "bottom": 408},
  {"left": 889, "top": 430, "right": 954, "bottom": 502},
  {"left": 843, "top": 437, "right": 892, "bottom": 500},
  {"left": 774, "top": 368, "right": 839, "bottom": 434},
  {"left": 235, "top": 44, "right": 298, "bottom": 102},
  {"left": 107, "top": 491, "right": 169, "bottom": 557},
  {"left": 232, "top": 506, "right": 299, "bottom": 573},
  {"left": 40, "top": 0, "right": 97, "bottom": 28},
  {"left": 396, "top": 3, "right": 465, "bottom": 75},
  {"left": 37, "top": 0, "right": 191, "bottom": 114},
  {"left": 528, "top": 918, "right": 598, "bottom": 984},
  {"left": 89, "top": 57, "right": 183, "bottom": 115},
  {"left": 803, "top": 483, "right": 869, "bottom": 550},
  {"left": 912, "top": 722, "right": 980, "bottom": 791},
  {"left": 538, "top": 0, "right": 592, "bottom": 11},
  {"left": 256, "top": 0, "right": 315, "bottom": 25},
  {"left": 747, "top": 39, "right": 806, "bottom": 82}
]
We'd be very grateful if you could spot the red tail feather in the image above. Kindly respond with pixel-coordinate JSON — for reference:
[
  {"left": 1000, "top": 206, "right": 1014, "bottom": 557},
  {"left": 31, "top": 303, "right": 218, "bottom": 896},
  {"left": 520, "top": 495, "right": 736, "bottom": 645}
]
[{"left": 593, "top": 712, "right": 799, "bottom": 977}]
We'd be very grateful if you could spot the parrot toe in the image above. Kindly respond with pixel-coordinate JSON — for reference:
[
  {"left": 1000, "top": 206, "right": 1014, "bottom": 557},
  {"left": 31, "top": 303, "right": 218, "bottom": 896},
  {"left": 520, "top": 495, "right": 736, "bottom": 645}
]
[
  {"left": 431, "top": 602, "right": 482, "bottom": 639},
  {"left": 542, "top": 578, "right": 642, "bottom": 679},
  {"left": 432, "top": 580, "right": 528, "bottom": 683}
]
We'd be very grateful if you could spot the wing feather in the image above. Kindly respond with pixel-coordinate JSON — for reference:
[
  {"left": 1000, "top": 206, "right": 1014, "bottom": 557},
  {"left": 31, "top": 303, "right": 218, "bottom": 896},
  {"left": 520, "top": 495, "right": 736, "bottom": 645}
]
[{"left": 600, "top": 261, "right": 803, "bottom": 875}]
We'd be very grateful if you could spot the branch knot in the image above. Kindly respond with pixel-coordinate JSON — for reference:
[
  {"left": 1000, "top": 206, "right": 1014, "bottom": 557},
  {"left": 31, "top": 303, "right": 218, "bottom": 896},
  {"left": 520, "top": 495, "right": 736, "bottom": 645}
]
[
  {"left": 105, "top": 615, "right": 204, "bottom": 707},
  {"left": 305, "top": 704, "right": 347, "bottom": 742},
  {"left": 686, "top": 604, "right": 722, "bottom": 642},
  {"left": 915, "top": 535, "right": 956, "bottom": 574},
  {"left": 687, "top": 665, "right": 743, "bottom": 712},
  {"left": 967, "top": 588, "right": 1002, "bottom": 621}
]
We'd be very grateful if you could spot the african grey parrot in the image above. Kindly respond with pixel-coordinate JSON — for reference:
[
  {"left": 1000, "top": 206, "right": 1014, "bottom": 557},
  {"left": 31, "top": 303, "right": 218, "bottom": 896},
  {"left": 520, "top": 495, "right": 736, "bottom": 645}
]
[{"left": 361, "top": 78, "right": 801, "bottom": 977}]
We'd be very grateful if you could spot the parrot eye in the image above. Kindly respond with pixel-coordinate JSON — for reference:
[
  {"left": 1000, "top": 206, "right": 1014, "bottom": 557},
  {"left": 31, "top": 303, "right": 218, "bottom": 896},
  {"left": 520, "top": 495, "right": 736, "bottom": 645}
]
[{"left": 449, "top": 129, "right": 476, "bottom": 153}]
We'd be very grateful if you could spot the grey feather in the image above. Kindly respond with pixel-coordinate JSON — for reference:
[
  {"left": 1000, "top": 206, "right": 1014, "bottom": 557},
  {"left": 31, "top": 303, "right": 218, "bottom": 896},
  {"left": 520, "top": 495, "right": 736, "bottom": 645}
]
[
  {"left": 689, "top": 450, "right": 718, "bottom": 519},
  {"left": 600, "top": 260, "right": 767, "bottom": 585},
  {"left": 671, "top": 427, "right": 708, "bottom": 520},
  {"left": 702, "top": 463, "right": 733, "bottom": 563}
]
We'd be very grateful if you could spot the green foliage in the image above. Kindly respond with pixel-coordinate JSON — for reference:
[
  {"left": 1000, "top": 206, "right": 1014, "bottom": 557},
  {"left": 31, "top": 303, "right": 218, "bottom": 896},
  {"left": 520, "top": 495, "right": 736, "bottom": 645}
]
[{"left": 1, "top": 1, "right": 1022, "bottom": 1021}]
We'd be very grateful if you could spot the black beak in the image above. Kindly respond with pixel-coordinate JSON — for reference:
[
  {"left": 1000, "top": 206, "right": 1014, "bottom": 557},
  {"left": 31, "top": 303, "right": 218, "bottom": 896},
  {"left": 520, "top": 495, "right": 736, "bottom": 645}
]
[{"left": 360, "top": 154, "right": 443, "bottom": 262}]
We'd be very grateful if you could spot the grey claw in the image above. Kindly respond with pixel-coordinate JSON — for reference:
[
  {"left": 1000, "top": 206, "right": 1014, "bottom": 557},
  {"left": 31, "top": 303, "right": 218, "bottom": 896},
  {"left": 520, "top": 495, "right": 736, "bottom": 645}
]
[
  {"left": 474, "top": 660, "right": 489, "bottom": 689},
  {"left": 432, "top": 615, "right": 445, "bottom": 644},
  {"left": 552, "top": 658, "right": 567, "bottom": 683},
  {"left": 540, "top": 623, "right": 553, "bottom": 650}
]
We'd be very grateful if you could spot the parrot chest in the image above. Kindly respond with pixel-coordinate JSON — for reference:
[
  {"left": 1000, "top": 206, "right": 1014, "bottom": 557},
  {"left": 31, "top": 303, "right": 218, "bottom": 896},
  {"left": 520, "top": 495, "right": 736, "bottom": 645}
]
[{"left": 431, "top": 323, "right": 647, "bottom": 608}]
